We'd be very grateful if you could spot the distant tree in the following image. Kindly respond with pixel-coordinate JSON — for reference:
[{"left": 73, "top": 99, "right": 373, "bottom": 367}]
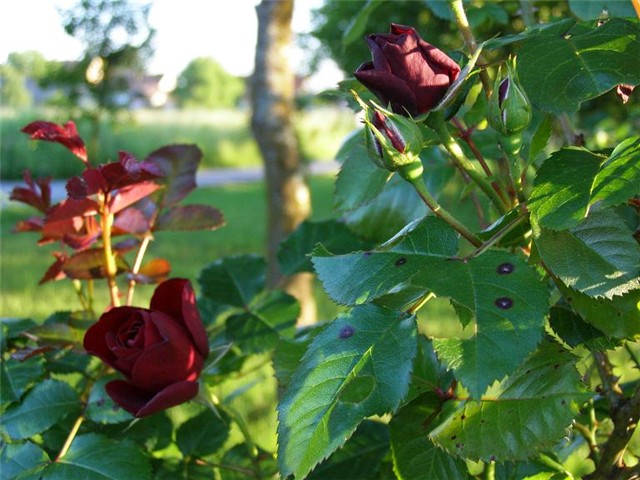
[
  {"left": 59, "top": 0, "right": 155, "bottom": 157},
  {"left": 252, "top": 0, "right": 316, "bottom": 325},
  {"left": 0, "top": 64, "right": 32, "bottom": 107},
  {"left": 175, "top": 57, "right": 245, "bottom": 109},
  {"left": 0, "top": 51, "right": 51, "bottom": 107}
]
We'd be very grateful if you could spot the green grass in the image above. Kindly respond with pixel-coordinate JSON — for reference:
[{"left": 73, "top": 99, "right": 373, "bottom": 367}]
[{"left": 0, "top": 107, "right": 357, "bottom": 180}]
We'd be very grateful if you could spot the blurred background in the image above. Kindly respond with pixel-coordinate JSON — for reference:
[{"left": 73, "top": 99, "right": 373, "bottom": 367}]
[{"left": 0, "top": 0, "right": 351, "bottom": 180}]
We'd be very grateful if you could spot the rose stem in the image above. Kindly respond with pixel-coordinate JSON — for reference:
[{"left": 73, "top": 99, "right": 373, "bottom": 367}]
[
  {"left": 428, "top": 111, "right": 510, "bottom": 214},
  {"left": 448, "top": 0, "right": 493, "bottom": 97},
  {"left": 406, "top": 174, "right": 482, "bottom": 247},
  {"left": 55, "top": 415, "right": 85, "bottom": 461},
  {"left": 126, "top": 234, "right": 152, "bottom": 306},
  {"left": 406, "top": 291, "right": 435, "bottom": 316},
  {"left": 451, "top": 117, "right": 509, "bottom": 206},
  {"left": 99, "top": 194, "right": 120, "bottom": 307},
  {"left": 463, "top": 210, "right": 529, "bottom": 260}
]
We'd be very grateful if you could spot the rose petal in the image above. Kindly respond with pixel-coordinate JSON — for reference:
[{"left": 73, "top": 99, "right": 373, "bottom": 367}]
[
  {"left": 84, "top": 307, "right": 148, "bottom": 372},
  {"left": 105, "top": 379, "right": 199, "bottom": 417},
  {"left": 150, "top": 279, "right": 209, "bottom": 357},
  {"left": 129, "top": 311, "right": 204, "bottom": 390},
  {"left": 354, "top": 67, "right": 418, "bottom": 115}
]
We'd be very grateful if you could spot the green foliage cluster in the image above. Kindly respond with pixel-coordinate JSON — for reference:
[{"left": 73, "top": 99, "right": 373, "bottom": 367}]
[{"left": 174, "top": 57, "right": 245, "bottom": 109}]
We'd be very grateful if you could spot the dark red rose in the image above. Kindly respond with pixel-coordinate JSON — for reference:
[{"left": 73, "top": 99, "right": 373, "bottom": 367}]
[
  {"left": 84, "top": 279, "right": 209, "bottom": 417},
  {"left": 354, "top": 23, "right": 460, "bottom": 116}
]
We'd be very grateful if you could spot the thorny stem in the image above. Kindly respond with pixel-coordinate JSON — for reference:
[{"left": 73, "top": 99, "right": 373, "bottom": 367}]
[
  {"left": 451, "top": 117, "right": 508, "bottom": 205},
  {"left": 464, "top": 210, "right": 529, "bottom": 260},
  {"left": 407, "top": 175, "right": 482, "bottom": 247},
  {"left": 584, "top": 351, "right": 640, "bottom": 480},
  {"left": 100, "top": 196, "right": 120, "bottom": 307},
  {"left": 126, "top": 234, "right": 153, "bottom": 306},
  {"left": 448, "top": 0, "right": 493, "bottom": 96},
  {"left": 427, "top": 111, "right": 510, "bottom": 214}
]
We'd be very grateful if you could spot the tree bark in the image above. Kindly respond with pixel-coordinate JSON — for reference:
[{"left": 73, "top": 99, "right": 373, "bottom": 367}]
[{"left": 251, "top": 0, "right": 316, "bottom": 325}]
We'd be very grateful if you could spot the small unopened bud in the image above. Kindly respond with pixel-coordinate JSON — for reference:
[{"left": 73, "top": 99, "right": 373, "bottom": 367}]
[
  {"left": 488, "top": 57, "right": 532, "bottom": 136},
  {"left": 363, "top": 108, "right": 424, "bottom": 181}
]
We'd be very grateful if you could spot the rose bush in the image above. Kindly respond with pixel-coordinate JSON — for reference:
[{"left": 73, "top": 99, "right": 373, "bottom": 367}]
[
  {"left": 84, "top": 278, "right": 209, "bottom": 417},
  {"left": 354, "top": 23, "right": 460, "bottom": 116}
]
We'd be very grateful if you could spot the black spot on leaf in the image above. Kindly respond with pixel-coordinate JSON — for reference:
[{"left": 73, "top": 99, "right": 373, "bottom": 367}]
[
  {"left": 339, "top": 325, "right": 355, "bottom": 339},
  {"left": 495, "top": 297, "right": 513, "bottom": 309},
  {"left": 395, "top": 257, "right": 407, "bottom": 266},
  {"left": 497, "top": 262, "right": 514, "bottom": 274}
]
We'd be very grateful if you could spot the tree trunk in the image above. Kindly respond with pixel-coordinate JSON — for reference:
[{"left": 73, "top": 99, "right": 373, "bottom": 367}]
[{"left": 251, "top": 0, "right": 316, "bottom": 325}]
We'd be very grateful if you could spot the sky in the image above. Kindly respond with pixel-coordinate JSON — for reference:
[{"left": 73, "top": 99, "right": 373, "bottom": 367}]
[{"left": 0, "top": 0, "right": 343, "bottom": 90}]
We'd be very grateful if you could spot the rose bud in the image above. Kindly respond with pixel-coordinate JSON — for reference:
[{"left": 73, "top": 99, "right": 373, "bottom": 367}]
[
  {"left": 364, "top": 108, "right": 424, "bottom": 181},
  {"left": 487, "top": 58, "right": 532, "bottom": 136},
  {"left": 354, "top": 23, "right": 461, "bottom": 116},
  {"left": 84, "top": 278, "right": 209, "bottom": 417}
]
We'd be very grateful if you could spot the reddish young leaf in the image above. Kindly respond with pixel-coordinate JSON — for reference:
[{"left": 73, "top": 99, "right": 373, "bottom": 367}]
[
  {"left": 39, "top": 252, "right": 68, "bottom": 284},
  {"left": 113, "top": 208, "right": 151, "bottom": 235},
  {"left": 145, "top": 145, "right": 202, "bottom": 207},
  {"left": 46, "top": 198, "right": 99, "bottom": 223},
  {"left": 10, "top": 171, "right": 52, "bottom": 213},
  {"left": 109, "top": 181, "right": 162, "bottom": 214},
  {"left": 14, "top": 217, "right": 44, "bottom": 233},
  {"left": 66, "top": 152, "right": 163, "bottom": 200},
  {"left": 129, "top": 258, "right": 172, "bottom": 284},
  {"left": 63, "top": 248, "right": 129, "bottom": 279},
  {"left": 154, "top": 204, "right": 225, "bottom": 231},
  {"left": 21, "top": 120, "right": 88, "bottom": 163},
  {"left": 39, "top": 215, "right": 100, "bottom": 250}
]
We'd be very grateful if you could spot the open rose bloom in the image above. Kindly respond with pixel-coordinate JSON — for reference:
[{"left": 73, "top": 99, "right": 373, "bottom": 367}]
[
  {"left": 355, "top": 23, "right": 460, "bottom": 116},
  {"left": 84, "top": 279, "right": 209, "bottom": 417}
]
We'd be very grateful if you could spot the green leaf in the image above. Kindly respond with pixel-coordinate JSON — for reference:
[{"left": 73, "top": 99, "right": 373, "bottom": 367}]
[
  {"left": 529, "top": 139, "right": 640, "bottom": 230},
  {"left": 423, "top": 252, "right": 550, "bottom": 398},
  {"left": 391, "top": 394, "right": 468, "bottom": 480},
  {"left": 1, "top": 356, "right": 44, "bottom": 404},
  {"left": 569, "top": 0, "right": 637, "bottom": 20},
  {"left": 176, "top": 408, "right": 230, "bottom": 458},
  {"left": 548, "top": 304, "right": 618, "bottom": 350},
  {"left": 40, "top": 433, "right": 151, "bottom": 480},
  {"left": 528, "top": 148, "right": 604, "bottom": 230},
  {"left": 0, "top": 442, "right": 49, "bottom": 479},
  {"left": 535, "top": 209, "right": 640, "bottom": 299},
  {"left": 1, "top": 379, "right": 80, "bottom": 440},
  {"left": 406, "top": 337, "right": 455, "bottom": 403},
  {"left": 198, "top": 255, "right": 266, "bottom": 308},
  {"left": 278, "top": 219, "right": 373, "bottom": 275},
  {"left": 313, "top": 216, "right": 459, "bottom": 306},
  {"left": 591, "top": 137, "right": 640, "bottom": 209},
  {"left": 517, "top": 19, "right": 640, "bottom": 113},
  {"left": 342, "top": 0, "right": 382, "bottom": 46},
  {"left": 527, "top": 115, "right": 553, "bottom": 164},
  {"left": 154, "top": 204, "right": 225, "bottom": 231},
  {"left": 220, "top": 444, "right": 278, "bottom": 480},
  {"left": 273, "top": 337, "right": 314, "bottom": 388},
  {"left": 345, "top": 175, "right": 427, "bottom": 242},
  {"left": 334, "top": 129, "right": 391, "bottom": 213},
  {"left": 307, "top": 420, "right": 390, "bottom": 480},
  {"left": 85, "top": 377, "right": 134, "bottom": 425},
  {"left": 559, "top": 285, "right": 640, "bottom": 339},
  {"left": 430, "top": 339, "right": 589, "bottom": 462},
  {"left": 277, "top": 304, "right": 417, "bottom": 479}
]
